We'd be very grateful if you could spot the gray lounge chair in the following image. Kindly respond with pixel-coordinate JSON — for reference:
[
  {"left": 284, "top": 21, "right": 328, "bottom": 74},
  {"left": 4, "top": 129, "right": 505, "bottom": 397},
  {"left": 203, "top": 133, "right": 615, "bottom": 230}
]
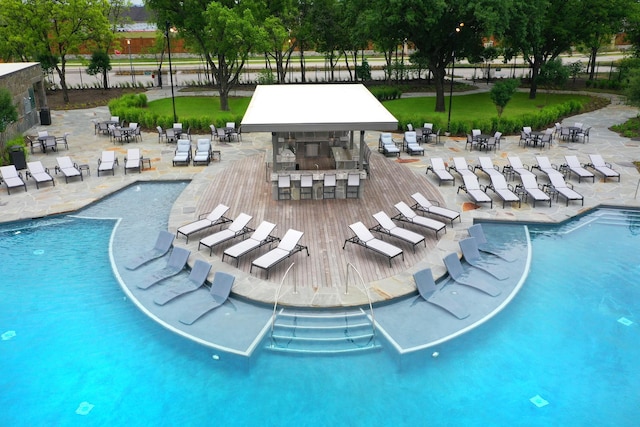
[
  {"left": 154, "top": 260, "right": 212, "bottom": 306},
  {"left": 125, "top": 230, "right": 175, "bottom": 270},
  {"left": 192, "top": 138, "right": 212, "bottom": 165},
  {"left": 97, "top": 151, "right": 118, "bottom": 176},
  {"left": 585, "top": 154, "right": 620, "bottom": 182},
  {"left": 198, "top": 213, "right": 253, "bottom": 256},
  {"left": 55, "top": 156, "right": 83, "bottom": 183},
  {"left": 563, "top": 155, "right": 595, "bottom": 183},
  {"left": 506, "top": 156, "right": 536, "bottom": 180},
  {"left": 176, "top": 204, "right": 231, "bottom": 243},
  {"left": 546, "top": 173, "right": 584, "bottom": 206},
  {"left": 414, "top": 268, "right": 469, "bottom": 319},
  {"left": 26, "top": 161, "right": 55, "bottom": 189},
  {"left": 450, "top": 157, "right": 476, "bottom": 179},
  {"left": 458, "top": 237, "right": 508, "bottom": 280},
  {"left": 475, "top": 156, "right": 503, "bottom": 179},
  {"left": 378, "top": 133, "right": 400, "bottom": 157},
  {"left": 343, "top": 222, "right": 404, "bottom": 267},
  {"left": 443, "top": 253, "right": 501, "bottom": 297},
  {"left": 517, "top": 174, "right": 551, "bottom": 207},
  {"left": 222, "top": 221, "right": 278, "bottom": 266},
  {"left": 124, "top": 148, "right": 142, "bottom": 174},
  {"left": 426, "top": 158, "right": 455, "bottom": 186},
  {"left": 468, "top": 224, "right": 516, "bottom": 263},
  {"left": 0, "top": 165, "right": 27, "bottom": 194},
  {"left": 410, "top": 192, "right": 461, "bottom": 227},
  {"left": 137, "top": 247, "right": 191, "bottom": 289},
  {"left": 532, "top": 156, "right": 564, "bottom": 180},
  {"left": 486, "top": 173, "right": 521, "bottom": 208},
  {"left": 179, "top": 272, "right": 235, "bottom": 325},
  {"left": 251, "top": 229, "right": 309, "bottom": 279},
  {"left": 393, "top": 201, "right": 447, "bottom": 238},
  {"left": 457, "top": 174, "right": 493, "bottom": 208},
  {"left": 370, "top": 211, "right": 426, "bottom": 253}
]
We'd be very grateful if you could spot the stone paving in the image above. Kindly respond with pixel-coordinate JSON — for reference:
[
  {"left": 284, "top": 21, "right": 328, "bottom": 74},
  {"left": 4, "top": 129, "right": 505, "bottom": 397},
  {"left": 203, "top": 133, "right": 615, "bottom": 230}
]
[{"left": 2, "top": 86, "right": 640, "bottom": 308}]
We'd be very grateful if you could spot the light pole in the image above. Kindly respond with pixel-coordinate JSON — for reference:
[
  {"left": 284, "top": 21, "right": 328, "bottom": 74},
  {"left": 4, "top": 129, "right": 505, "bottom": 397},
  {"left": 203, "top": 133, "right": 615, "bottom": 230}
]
[
  {"left": 165, "top": 21, "right": 177, "bottom": 124},
  {"left": 446, "top": 22, "right": 464, "bottom": 134},
  {"left": 126, "top": 39, "right": 135, "bottom": 86}
]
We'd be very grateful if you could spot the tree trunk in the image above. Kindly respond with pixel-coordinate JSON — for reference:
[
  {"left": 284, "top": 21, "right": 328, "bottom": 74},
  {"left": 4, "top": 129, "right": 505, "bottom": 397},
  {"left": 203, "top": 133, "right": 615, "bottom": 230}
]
[
  {"left": 102, "top": 69, "right": 109, "bottom": 90},
  {"left": 528, "top": 61, "right": 540, "bottom": 99},
  {"left": 588, "top": 47, "right": 598, "bottom": 81},
  {"left": 55, "top": 58, "right": 69, "bottom": 103},
  {"left": 300, "top": 47, "right": 306, "bottom": 83},
  {"left": 431, "top": 66, "right": 446, "bottom": 112}
]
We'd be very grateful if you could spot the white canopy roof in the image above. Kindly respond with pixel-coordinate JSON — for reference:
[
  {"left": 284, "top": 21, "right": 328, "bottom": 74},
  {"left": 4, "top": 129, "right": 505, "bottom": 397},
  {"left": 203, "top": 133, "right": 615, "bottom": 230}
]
[{"left": 241, "top": 84, "right": 398, "bottom": 132}]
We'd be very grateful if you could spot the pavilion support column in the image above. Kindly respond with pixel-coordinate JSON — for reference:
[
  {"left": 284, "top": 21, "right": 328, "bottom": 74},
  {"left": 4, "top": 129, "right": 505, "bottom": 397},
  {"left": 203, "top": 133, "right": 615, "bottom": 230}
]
[
  {"left": 358, "top": 130, "right": 365, "bottom": 171},
  {"left": 271, "top": 132, "right": 278, "bottom": 168}
]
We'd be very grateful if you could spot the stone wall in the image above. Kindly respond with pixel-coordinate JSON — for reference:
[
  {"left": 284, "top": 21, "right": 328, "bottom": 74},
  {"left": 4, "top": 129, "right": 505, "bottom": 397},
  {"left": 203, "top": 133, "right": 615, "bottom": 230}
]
[{"left": 0, "top": 63, "right": 47, "bottom": 142}]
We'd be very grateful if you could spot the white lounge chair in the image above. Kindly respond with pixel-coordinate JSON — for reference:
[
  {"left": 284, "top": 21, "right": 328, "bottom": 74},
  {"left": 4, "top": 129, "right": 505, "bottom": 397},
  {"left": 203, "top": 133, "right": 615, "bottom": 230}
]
[
  {"left": 342, "top": 222, "right": 404, "bottom": 267},
  {"left": 517, "top": 174, "right": 551, "bottom": 207},
  {"left": 414, "top": 268, "right": 469, "bottom": 320},
  {"left": 222, "top": 221, "right": 278, "bottom": 266},
  {"left": 97, "top": 151, "right": 118, "bottom": 176},
  {"left": 426, "top": 158, "right": 455, "bottom": 186},
  {"left": 403, "top": 131, "right": 424, "bottom": 155},
  {"left": 458, "top": 237, "right": 509, "bottom": 280},
  {"left": 26, "top": 161, "right": 54, "bottom": 189},
  {"left": 251, "top": 229, "right": 309, "bottom": 279},
  {"left": 457, "top": 174, "right": 493, "bottom": 208},
  {"left": 486, "top": 173, "right": 521, "bottom": 208},
  {"left": 55, "top": 156, "right": 83, "bottom": 183},
  {"left": 585, "top": 154, "right": 620, "bottom": 182},
  {"left": 124, "top": 148, "right": 141, "bottom": 174},
  {"left": 370, "top": 211, "right": 426, "bottom": 253},
  {"left": 533, "top": 156, "right": 564, "bottom": 180},
  {"left": 451, "top": 157, "right": 476, "bottom": 178},
  {"left": 137, "top": 247, "right": 191, "bottom": 290},
  {"left": 172, "top": 139, "right": 191, "bottom": 166},
  {"left": 506, "top": 156, "right": 536, "bottom": 180},
  {"left": 193, "top": 138, "right": 212, "bottom": 166},
  {"left": 393, "top": 201, "right": 447, "bottom": 238},
  {"left": 563, "top": 155, "right": 595, "bottom": 183},
  {"left": 0, "top": 165, "right": 27, "bottom": 194},
  {"left": 154, "top": 260, "right": 212, "bottom": 306},
  {"left": 176, "top": 203, "right": 231, "bottom": 243},
  {"left": 545, "top": 173, "right": 584, "bottom": 206},
  {"left": 179, "top": 272, "right": 235, "bottom": 325},
  {"left": 378, "top": 133, "right": 400, "bottom": 157},
  {"left": 126, "top": 230, "right": 175, "bottom": 270},
  {"left": 198, "top": 213, "right": 253, "bottom": 256},
  {"left": 443, "top": 253, "right": 501, "bottom": 297},
  {"left": 410, "top": 192, "right": 461, "bottom": 227},
  {"left": 475, "top": 157, "right": 503, "bottom": 178}
]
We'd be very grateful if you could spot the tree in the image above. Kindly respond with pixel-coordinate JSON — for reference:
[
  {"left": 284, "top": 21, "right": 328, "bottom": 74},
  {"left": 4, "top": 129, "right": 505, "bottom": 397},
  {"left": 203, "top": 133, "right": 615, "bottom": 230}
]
[
  {"left": 259, "top": 0, "right": 299, "bottom": 84},
  {"left": 537, "top": 59, "right": 569, "bottom": 91},
  {"left": 0, "top": 88, "right": 18, "bottom": 148},
  {"left": 489, "top": 79, "right": 519, "bottom": 128},
  {"left": 86, "top": 50, "right": 112, "bottom": 90}
]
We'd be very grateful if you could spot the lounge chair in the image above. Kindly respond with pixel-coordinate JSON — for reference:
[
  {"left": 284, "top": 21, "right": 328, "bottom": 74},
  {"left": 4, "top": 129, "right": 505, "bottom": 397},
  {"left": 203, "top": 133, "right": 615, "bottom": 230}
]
[
  {"left": 457, "top": 174, "right": 493, "bottom": 208},
  {"left": 458, "top": 237, "right": 509, "bottom": 280},
  {"left": 55, "top": 156, "right": 83, "bottom": 183},
  {"left": 486, "top": 173, "right": 521, "bottom": 208},
  {"left": 517, "top": 174, "right": 552, "bottom": 207},
  {"left": 192, "top": 138, "right": 212, "bottom": 166},
  {"left": 222, "top": 221, "right": 278, "bottom": 266},
  {"left": 532, "top": 156, "right": 564, "bottom": 180},
  {"left": 545, "top": 173, "right": 584, "bottom": 206},
  {"left": 176, "top": 203, "right": 231, "bottom": 243},
  {"left": 26, "top": 161, "right": 55, "bottom": 189},
  {"left": 585, "top": 154, "right": 620, "bottom": 182},
  {"left": 414, "top": 268, "right": 469, "bottom": 320},
  {"left": 378, "top": 133, "right": 400, "bottom": 157},
  {"left": 505, "top": 156, "right": 536, "bottom": 180},
  {"left": 154, "top": 260, "right": 212, "bottom": 306},
  {"left": 475, "top": 156, "right": 503, "bottom": 178},
  {"left": 410, "top": 192, "right": 460, "bottom": 227},
  {"left": 467, "top": 224, "right": 516, "bottom": 263},
  {"left": 403, "top": 131, "right": 424, "bottom": 155},
  {"left": 0, "top": 165, "right": 27, "bottom": 194},
  {"left": 137, "top": 247, "right": 191, "bottom": 289},
  {"left": 443, "top": 253, "right": 501, "bottom": 297},
  {"left": 426, "top": 158, "right": 455, "bottom": 186},
  {"left": 125, "top": 230, "right": 175, "bottom": 270},
  {"left": 562, "top": 155, "right": 595, "bottom": 183},
  {"left": 450, "top": 157, "right": 476, "bottom": 179},
  {"left": 370, "top": 211, "right": 426, "bottom": 253},
  {"left": 124, "top": 148, "right": 142, "bottom": 174},
  {"left": 198, "top": 213, "right": 253, "bottom": 256},
  {"left": 173, "top": 139, "right": 192, "bottom": 166},
  {"left": 179, "top": 272, "right": 235, "bottom": 325},
  {"left": 393, "top": 201, "right": 447, "bottom": 238},
  {"left": 251, "top": 229, "right": 309, "bottom": 278},
  {"left": 342, "top": 222, "right": 403, "bottom": 267},
  {"left": 97, "top": 151, "right": 118, "bottom": 176}
]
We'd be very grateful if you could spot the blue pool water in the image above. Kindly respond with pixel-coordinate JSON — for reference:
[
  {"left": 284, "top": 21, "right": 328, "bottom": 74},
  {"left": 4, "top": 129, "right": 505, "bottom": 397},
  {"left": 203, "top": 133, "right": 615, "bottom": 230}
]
[{"left": 1, "top": 183, "right": 638, "bottom": 426}]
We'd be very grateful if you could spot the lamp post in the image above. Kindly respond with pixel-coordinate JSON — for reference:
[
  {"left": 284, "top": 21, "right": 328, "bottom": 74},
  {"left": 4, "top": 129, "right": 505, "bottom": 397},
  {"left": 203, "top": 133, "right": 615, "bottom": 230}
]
[
  {"left": 165, "top": 21, "right": 177, "bottom": 123},
  {"left": 446, "top": 22, "right": 464, "bottom": 134},
  {"left": 126, "top": 39, "right": 135, "bottom": 86}
]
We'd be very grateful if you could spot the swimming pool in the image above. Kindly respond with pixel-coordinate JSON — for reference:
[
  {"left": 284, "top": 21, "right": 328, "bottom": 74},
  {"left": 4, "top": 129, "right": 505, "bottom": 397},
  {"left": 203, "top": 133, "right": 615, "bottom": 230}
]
[{"left": 1, "top": 183, "right": 638, "bottom": 426}]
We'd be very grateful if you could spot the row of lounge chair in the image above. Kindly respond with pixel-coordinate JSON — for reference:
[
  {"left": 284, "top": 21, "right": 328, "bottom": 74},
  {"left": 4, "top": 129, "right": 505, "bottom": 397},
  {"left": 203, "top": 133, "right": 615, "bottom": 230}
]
[
  {"left": 173, "top": 138, "right": 219, "bottom": 166},
  {"left": 378, "top": 132, "right": 425, "bottom": 156},
  {"left": 0, "top": 158, "right": 81, "bottom": 194}
]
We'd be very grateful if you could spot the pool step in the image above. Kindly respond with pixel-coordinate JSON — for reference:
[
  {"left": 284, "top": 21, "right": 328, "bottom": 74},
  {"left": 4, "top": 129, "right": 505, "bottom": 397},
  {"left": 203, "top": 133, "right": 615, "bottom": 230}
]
[
  {"left": 266, "top": 308, "right": 380, "bottom": 355},
  {"left": 594, "top": 208, "right": 640, "bottom": 227}
]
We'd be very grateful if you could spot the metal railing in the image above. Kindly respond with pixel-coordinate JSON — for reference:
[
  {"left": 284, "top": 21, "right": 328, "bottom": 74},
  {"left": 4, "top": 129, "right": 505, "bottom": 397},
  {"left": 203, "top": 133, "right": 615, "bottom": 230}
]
[
  {"left": 345, "top": 262, "right": 376, "bottom": 335},
  {"left": 270, "top": 262, "right": 296, "bottom": 345}
]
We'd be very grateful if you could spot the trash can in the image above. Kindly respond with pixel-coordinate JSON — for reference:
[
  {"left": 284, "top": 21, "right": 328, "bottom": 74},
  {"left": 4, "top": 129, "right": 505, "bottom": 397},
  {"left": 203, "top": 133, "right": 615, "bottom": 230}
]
[
  {"left": 9, "top": 146, "right": 27, "bottom": 170},
  {"left": 39, "top": 108, "right": 51, "bottom": 125}
]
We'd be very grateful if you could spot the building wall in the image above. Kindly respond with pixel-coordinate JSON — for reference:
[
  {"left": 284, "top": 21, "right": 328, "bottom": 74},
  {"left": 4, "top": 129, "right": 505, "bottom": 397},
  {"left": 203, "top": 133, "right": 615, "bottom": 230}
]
[{"left": 0, "top": 63, "right": 47, "bottom": 141}]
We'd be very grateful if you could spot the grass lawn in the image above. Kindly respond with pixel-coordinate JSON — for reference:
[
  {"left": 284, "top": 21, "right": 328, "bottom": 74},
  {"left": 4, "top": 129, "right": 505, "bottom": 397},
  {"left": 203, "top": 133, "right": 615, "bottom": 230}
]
[{"left": 147, "top": 96, "right": 251, "bottom": 116}]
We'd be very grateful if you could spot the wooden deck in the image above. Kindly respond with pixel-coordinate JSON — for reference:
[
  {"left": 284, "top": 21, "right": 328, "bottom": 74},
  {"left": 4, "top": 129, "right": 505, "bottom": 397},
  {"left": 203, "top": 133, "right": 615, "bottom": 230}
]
[{"left": 191, "top": 150, "right": 449, "bottom": 290}]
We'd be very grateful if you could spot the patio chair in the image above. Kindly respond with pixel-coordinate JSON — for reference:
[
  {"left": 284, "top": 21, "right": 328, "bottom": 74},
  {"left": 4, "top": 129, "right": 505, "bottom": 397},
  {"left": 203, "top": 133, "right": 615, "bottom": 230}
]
[
  {"left": 560, "top": 126, "right": 571, "bottom": 141},
  {"left": 222, "top": 221, "right": 278, "bottom": 266},
  {"left": 124, "top": 148, "right": 142, "bottom": 174},
  {"left": 467, "top": 224, "right": 516, "bottom": 262},
  {"left": 457, "top": 174, "right": 493, "bottom": 208},
  {"left": 585, "top": 154, "right": 620, "bottom": 182},
  {"left": 475, "top": 156, "right": 503, "bottom": 179},
  {"left": 323, "top": 174, "right": 336, "bottom": 199},
  {"left": 575, "top": 126, "right": 591, "bottom": 143},
  {"left": 517, "top": 174, "right": 551, "bottom": 207},
  {"left": 545, "top": 173, "right": 584, "bottom": 206},
  {"left": 532, "top": 156, "right": 564, "bottom": 180},
  {"left": 176, "top": 203, "right": 231, "bottom": 243},
  {"left": 154, "top": 260, "right": 212, "bottom": 306},
  {"left": 137, "top": 247, "right": 191, "bottom": 290},
  {"left": 0, "top": 165, "right": 27, "bottom": 194},
  {"left": 486, "top": 173, "right": 521, "bottom": 208},
  {"left": 179, "top": 272, "right": 235, "bottom": 325},
  {"left": 217, "top": 128, "right": 229, "bottom": 142},
  {"left": 378, "top": 133, "right": 400, "bottom": 157},
  {"left": 165, "top": 128, "right": 178, "bottom": 144},
  {"left": 193, "top": 138, "right": 212, "bottom": 166},
  {"left": 459, "top": 237, "right": 509, "bottom": 280},
  {"left": 518, "top": 131, "right": 532, "bottom": 147},
  {"left": 209, "top": 124, "right": 217, "bottom": 140},
  {"left": 198, "top": 213, "right": 253, "bottom": 256},
  {"left": 97, "top": 151, "right": 118, "bottom": 176},
  {"left": 156, "top": 126, "right": 166, "bottom": 143},
  {"left": 413, "top": 268, "right": 469, "bottom": 320},
  {"left": 426, "top": 158, "right": 455, "bottom": 186},
  {"left": 393, "top": 201, "right": 447, "bottom": 238},
  {"left": 505, "top": 156, "right": 536, "bottom": 181},
  {"left": 98, "top": 121, "right": 110, "bottom": 135},
  {"left": 112, "top": 127, "right": 125, "bottom": 144},
  {"left": 125, "top": 230, "right": 175, "bottom": 270},
  {"left": 251, "top": 229, "right": 309, "bottom": 279},
  {"left": 410, "top": 192, "right": 461, "bottom": 227},
  {"left": 55, "top": 156, "right": 83, "bottom": 183},
  {"left": 403, "top": 131, "right": 424, "bottom": 155},
  {"left": 563, "top": 155, "right": 595, "bottom": 183},
  {"left": 427, "top": 128, "right": 441, "bottom": 144},
  {"left": 370, "top": 211, "right": 426, "bottom": 253},
  {"left": 55, "top": 132, "right": 70, "bottom": 150},
  {"left": 26, "top": 161, "right": 55, "bottom": 189},
  {"left": 342, "top": 222, "right": 403, "bottom": 267},
  {"left": 451, "top": 157, "right": 476, "bottom": 179},
  {"left": 465, "top": 134, "right": 482, "bottom": 151},
  {"left": 172, "top": 139, "right": 192, "bottom": 166},
  {"left": 443, "top": 253, "right": 502, "bottom": 297}
]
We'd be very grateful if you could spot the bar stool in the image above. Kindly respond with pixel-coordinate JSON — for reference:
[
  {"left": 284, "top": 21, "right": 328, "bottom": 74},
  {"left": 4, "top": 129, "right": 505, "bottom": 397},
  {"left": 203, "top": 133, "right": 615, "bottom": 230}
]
[
  {"left": 300, "top": 174, "right": 313, "bottom": 199},
  {"left": 346, "top": 173, "right": 360, "bottom": 199},
  {"left": 278, "top": 175, "right": 291, "bottom": 200},
  {"left": 323, "top": 174, "right": 336, "bottom": 199}
]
